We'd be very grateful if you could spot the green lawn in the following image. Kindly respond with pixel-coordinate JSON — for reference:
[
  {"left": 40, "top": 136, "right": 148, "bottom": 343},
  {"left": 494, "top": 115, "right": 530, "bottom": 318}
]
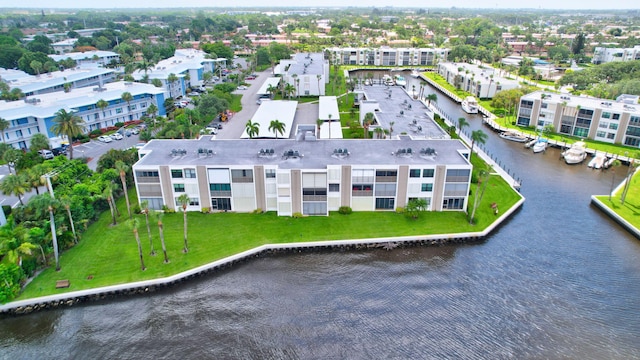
[
  {"left": 229, "top": 94, "right": 242, "bottom": 112},
  {"left": 595, "top": 170, "right": 640, "bottom": 229},
  {"left": 19, "top": 178, "right": 522, "bottom": 300}
]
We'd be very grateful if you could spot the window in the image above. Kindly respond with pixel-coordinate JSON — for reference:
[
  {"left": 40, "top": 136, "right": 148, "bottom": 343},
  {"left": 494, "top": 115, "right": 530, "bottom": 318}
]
[
  {"left": 352, "top": 184, "right": 373, "bottom": 196},
  {"left": 409, "top": 169, "right": 421, "bottom": 178},
  {"left": 130, "top": 104, "right": 137, "bottom": 110},
  {"left": 137, "top": 171, "right": 159, "bottom": 177},
  {"left": 184, "top": 169, "right": 196, "bottom": 178},
  {"left": 607, "top": 133, "right": 615, "bottom": 139},
  {"left": 421, "top": 183, "right": 433, "bottom": 192},
  {"left": 443, "top": 198, "right": 464, "bottom": 210},
  {"left": 375, "top": 183, "right": 396, "bottom": 196},
  {"left": 612, "top": 113, "right": 620, "bottom": 120},
  {"left": 375, "top": 198, "right": 395, "bottom": 209},
  {"left": 329, "top": 183, "right": 340, "bottom": 192},
  {"left": 609, "top": 123, "right": 618, "bottom": 130},
  {"left": 116, "top": 108, "right": 123, "bottom": 114},
  {"left": 209, "top": 183, "right": 231, "bottom": 191},
  {"left": 171, "top": 169, "right": 183, "bottom": 178},
  {"left": 445, "top": 169, "right": 470, "bottom": 183},
  {"left": 265, "top": 169, "right": 276, "bottom": 178},
  {"left": 211, "top": 198, "right": 231, "bottom": 210},
  {"left": 231, "top": 169, "right": 253, "bottom": 182},
  {"left": 175, "top": 197, "right": 199, "bottom": 206},
  {"left": 596, "top": 131, "right": 606, "bottom": 138},
  {"left": 423, "top": 169, "right": 434, "bottom": 178},
  {"left": 174, "top": 184, "right": 185, "bottom": 193},
  {"left": 602, "top": 112, "right": 611, "bottom": 119}
]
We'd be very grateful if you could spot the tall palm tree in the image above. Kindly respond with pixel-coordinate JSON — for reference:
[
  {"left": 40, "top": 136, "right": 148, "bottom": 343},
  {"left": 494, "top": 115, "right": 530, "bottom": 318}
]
[
  {"left": 130, "top": 218, "right": 146, "bottom": 271},
  {"left": 30, "top": 193, "right": 61, "bottom": 271},
  {"left": 469, "top": 170, "right": 490, "bottom": 224},
  {"left": 470, "top": 129, "right": 488, "bottom": 159},
  {"left": 26, "top": 164, "right": 48, "bottom": 195},
  {"left": 268, "top": 119, "right": 286, "bottom": 139},
  {"left": 140, "top": 200, "right": 155, "bottom": 256},
  {"left": 96, "top": 99, "right": 109, "bottom": 119},
  {"left": 363, "top": 112, "right": 375, "bottom": 139},
  {"left": 0, "top": 228, "right": 37, "bottom": 266},
  {"left": 457, "top": 117, "right": 470, "bottom": 135},
  {"left": 317, "top": 116, "right": 328, "bottom": 137},
  {"left": 178, "top": 193, "right": 190, "bottom": 253},
  {"left": 28, "top": 133, "right": 50, "bottom": 152},
  {"left": 155, "top": 211, "right": 169, "bottom": 263},
  {"left": 146, "top": 103, "right": 158, "bottom": 119},
  {"left": 245, "top": 119, "right": 260, "bottom": 139},
  {"left": 0, "top": 117, "right": 9, "bottom": 144},
  {"left": 167, "top": 73, "right": 179, "bottom": 97},
  {"left": 267, "top": 84, "right": 277, "bottom": 99},
  {"left": 2, "top": 148, "right": 21, "bottom": 175},
  {"left": 59, "top": 195, "right": 78, "bottom": 244},
  {"left": 103, "top": 182, "right": 118, "bottom": 226},
  {"left": 1, "top": 173, "right": 28, "bottom": 205},
  {"left": 115, "top": 160, "right": 132, "bottom": 219},
  {"left": 327, "top": 114, "right": 333, "bottom": 139},
  {"left": 52, "top": 109, "right": 85, "bottom": 160},
  {"left": 426, "top": 93, "right": 438, "bottom": 106},
  {"left": 284, "top": 83, "right": 296, "bottom": 100},
  {"left": 121, "top": 92, "right": 133, "bottom": 120}
]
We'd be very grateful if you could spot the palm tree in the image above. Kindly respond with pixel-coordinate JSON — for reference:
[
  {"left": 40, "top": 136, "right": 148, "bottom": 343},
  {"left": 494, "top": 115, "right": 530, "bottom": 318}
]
[
  {"left": 26, "top": 164, "right": 48, "bottom": 195},
  {"left": 140, "top": 200, "right": 155, "bottom": 256},
  {"left": 0, "top": 117, "right": 9, "bottom": 144},
  {"left": 177, "top": 193, "right": 190, "bottom": 253},
  {"left": 245, "top": 119, "right": 260, "bottom": 139},
  {"left": 316, "top": 118, "right": 324, "bottom": 138},
  {"left": 28, "top": 133, "right": 50, "bottom": 152},
  {"left": 457, "top": 117, "right": 470, "bottom": 135},
  {"left": 59, "top": 195, "right": 78, "bottom": 244},
  {"left": 30, "top": 193, "right": 61, "bottom": 271},
  {"left": 284, "top": 83, "right": 296, "bottom": 100},
  {"left": 426, "top": 93, "right": 438, "bottom": 106},
  {"left": 121, "top": 92, "right": 133, "bottom": 120},
  {"left": 327, "top": 113, "right": 333, "bottom": 139},
  {"left": 1, "top": 173, "right": 28, "bottom": 205},
  {"left": 167, "top": 73, "right": 179, "bottom": 97},
  {"left": 130, "top": 218, "right": 146, "bottom": 271},
  {"left": 317, "top": 74, "right": 322, "bottom": 95},
  {"left": 609, "top": 159, "right": 622, "bottom": 202},
  {"left": 470, "top": 129, "right": 488, "bottom": 159},
  {"left": 269, "top": 119, "right": 286, "bottom": 139},
  {"left": 0, "top": 229, "right": 37, "bottom": 266},
  {"left": 2, "top": 148, "right": 21, "bottom": 175},
  {"left": 469, "top": 170, "right": 490, "bottom": 224},
  {"left": 146, "top": 103, "right": 158, "bottom": 119},
  {"left": 115, "top": 160, "right": 132, "bottom": 219},
  {"left": 96, "top": 99, "right": 109, "bottom": 119},
  {"left": 52, "top": 109, "right": 85, "bottom": 160},
  {"left": 267, "top": 84, "right": 278, "bottom": 99},
  {"left": 621, "top": 154, "right": 639, "bottom": 205},
  {"left": 103, "top": 182, "right": 118, "bottom": 226},
  {"left": 155, "top": 211, "right": 169, "bottom": 263},
  {"left": 363, "top": 112, "right": 375, "bottom": 139}
]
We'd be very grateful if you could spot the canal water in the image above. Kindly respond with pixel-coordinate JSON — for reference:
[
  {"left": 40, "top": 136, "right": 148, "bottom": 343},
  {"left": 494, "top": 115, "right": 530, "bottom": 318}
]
[{"left": 2, "top": 77, "right": 640, "bottom": 359}]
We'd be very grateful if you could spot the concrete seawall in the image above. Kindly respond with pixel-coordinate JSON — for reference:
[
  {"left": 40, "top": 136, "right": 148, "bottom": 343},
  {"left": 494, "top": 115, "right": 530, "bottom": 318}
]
[{"left": 1, "top": 196, "right": 524, "bottom": 316}]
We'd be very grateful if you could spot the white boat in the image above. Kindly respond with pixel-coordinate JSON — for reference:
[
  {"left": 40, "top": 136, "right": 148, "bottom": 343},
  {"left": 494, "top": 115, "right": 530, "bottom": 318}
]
[
  {"left": 588, "top": 153, "right": 607, "bottom": 169},
  {"left": 411, "top": 69, "right": 420, "bottom": 78},
  {"left": 603, "top": 157, "right": 618, "bottom": 169},
  {"left": 394, "top": 75, "right": 406, "bottom": 87},
  {"left": 524, "top": 138, "right": 537, "bottom": 148},
  {"left": 562, "top": 141, "right": 588, "bottom": 165},
  {"left": 382, "top": 75, "right": 394, "bottom": 86},
  {"left": 364, "top": 79, "right": 371, "bottom": 86},
  {"left": 461, "top": 96, "right": 479, "bottom": 114},
  {"left": 499, "top": 130, "right": 529, "bottom": 143},
  {"left": 532, "top": 139, "right": 548, "bottom": 153}
]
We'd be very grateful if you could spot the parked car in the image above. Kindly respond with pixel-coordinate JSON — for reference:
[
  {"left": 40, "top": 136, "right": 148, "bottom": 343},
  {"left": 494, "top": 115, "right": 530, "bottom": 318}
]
[
  {"left": 38, "top": 149, "right": 54, "bottom": 159},
  {"left": 111, "top": 133, "right": 124, "bottom": 140},
  {"left": 237, "top": 85, "right": 247, "bottom": 90},
  {"left": 202, "top": 127, "right": 218, "bottom": 135},
  {"left": 130, "top": 127, "right": 140, "bottom": 135},
  {"left": 51, "top": 146, "right": 68, "bottom": 156},
  {"left": 98, "top": 135, "right": 113, "bottom": 143},
  {"left": 246, "top": 76, "right": 256, "bottom": 80}
]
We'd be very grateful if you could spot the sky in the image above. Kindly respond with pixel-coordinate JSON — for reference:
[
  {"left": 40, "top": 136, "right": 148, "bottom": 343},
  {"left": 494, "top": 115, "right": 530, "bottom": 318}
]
[{"left": 0, "top": 0, "right": 638, "bottom": 10}]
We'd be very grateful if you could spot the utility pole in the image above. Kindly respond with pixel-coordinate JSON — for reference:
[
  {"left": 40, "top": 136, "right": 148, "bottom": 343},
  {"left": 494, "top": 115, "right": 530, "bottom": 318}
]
[{"left": 42, "top": 164, "right": 70, "bottom": 271}]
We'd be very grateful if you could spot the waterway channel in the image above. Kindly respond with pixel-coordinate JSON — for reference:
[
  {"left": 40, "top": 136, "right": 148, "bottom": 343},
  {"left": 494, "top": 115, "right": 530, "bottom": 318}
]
[{"left": 1, "top": 77, "right": 640, "bottom": 359}]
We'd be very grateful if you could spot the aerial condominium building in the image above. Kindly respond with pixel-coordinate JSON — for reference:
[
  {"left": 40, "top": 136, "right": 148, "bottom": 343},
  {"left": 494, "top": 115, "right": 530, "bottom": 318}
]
[
  {"left": 0, "top": 81, "right": 167, "bottom": 149},
  {"left": 133, "top": 136, "right": 473, "bottom": 216},
  {"left": 517, "top": 91, "right": 640, "bottom": 147},
  {"left": 326, "top": 47, "right": 450, "bottom": 67}
]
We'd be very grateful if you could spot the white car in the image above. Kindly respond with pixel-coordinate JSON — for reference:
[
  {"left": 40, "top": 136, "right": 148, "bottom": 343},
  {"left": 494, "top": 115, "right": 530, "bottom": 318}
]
[
  {"left": 98, "top": 135, "right": 113, "bottom": 143},
  {"left": 237, "top": 85, "right": 247, "bottom": 90},
  {"left": 38, "top": 149, "right": 54, "bottom": 159},
  {"left": 111, "top": 133, "right": 124, "bottom": 140}
]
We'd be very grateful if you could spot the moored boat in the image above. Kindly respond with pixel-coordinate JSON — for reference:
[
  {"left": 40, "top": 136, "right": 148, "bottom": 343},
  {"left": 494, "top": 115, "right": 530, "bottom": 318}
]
[
  {"left": 588, "top": 153, "right": 607, "bottom": 169},
  {"left": 562, "top": 141, "right": 588, "bottom": 165},
  {"left": 394, "top": 74, "right": 407, "bottom": 87},
  {"left": 532, "top": 139, "right": 548, "bottom": 153},
  {"left": 461, "top": 96, "right": 479, "bottom": 114},
  {"left": 499, "top": 130, "right": 529, "bottom": 143},
  {"left": 411, "top": 69, "right": 420, "bottom": 78}
]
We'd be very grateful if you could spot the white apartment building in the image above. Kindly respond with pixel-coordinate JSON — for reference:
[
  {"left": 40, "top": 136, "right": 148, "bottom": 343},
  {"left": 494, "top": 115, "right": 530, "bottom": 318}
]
[
  {"left": 326, "top": 47, "right": 450, "bottom": 67},
  {"left": 517, "top": 91, "right": 640, "bottom": 147},
  {"left": 592, "top": 45, "right": 640, "bottom": 64},
  {"left": 276, "top": 52, "right": 328, "bottom": 96},
  {"left": 49, "top": 50, "right": 121, "bottom": 67},
  {"left": 437, "top": 62, "right": 520, "bottom": 99},
  {"left": 0, "top": 67, "right": 116, "bottom": 97},
  {"left": 0, "top": 81, "right": 167, "bottom": 149}
]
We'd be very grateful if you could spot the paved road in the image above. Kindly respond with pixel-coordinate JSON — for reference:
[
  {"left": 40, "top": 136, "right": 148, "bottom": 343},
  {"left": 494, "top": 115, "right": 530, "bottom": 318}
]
[{"left": 216, "top": 68, "right": 320, "bottom": 140}]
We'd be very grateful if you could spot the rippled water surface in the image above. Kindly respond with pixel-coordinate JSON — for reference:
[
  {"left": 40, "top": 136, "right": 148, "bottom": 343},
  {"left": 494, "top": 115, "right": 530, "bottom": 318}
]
[{"left": 2, "top": 79, "right": 640, "bottom": 359}]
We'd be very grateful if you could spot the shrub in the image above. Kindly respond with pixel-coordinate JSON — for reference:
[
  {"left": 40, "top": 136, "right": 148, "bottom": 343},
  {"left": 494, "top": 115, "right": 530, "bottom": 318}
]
[
  {"left": 132, "top": 204, "right": 141, "bottom": 214},
  {"left": 252, "top": 208, "right": 264, "bottom": 214},
  {"left": 338, "top": 206, "right": 352, "bottom": 215},
  {"left": 90, "top": 129, "right": 102, "bottom": 137},
  {"left": 395, "top": 207, "right": 405, "bottom": 214},
  {"left": 2, "top": 205, "right": 11, "bottom": 217},
  {"left": 292, "top": 212, "right": 304, "bottom": 218},
  {"left": 114, "top": 122, "right": 125, "bottom": 128},
  {"left": 201, "top": 207, "right": 210, "bottom": 214}
]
